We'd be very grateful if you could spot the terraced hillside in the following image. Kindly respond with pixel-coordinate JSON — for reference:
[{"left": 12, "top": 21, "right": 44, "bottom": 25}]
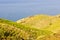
[{"left": 0, "top": 19, "right": 52, "bottom": 40}]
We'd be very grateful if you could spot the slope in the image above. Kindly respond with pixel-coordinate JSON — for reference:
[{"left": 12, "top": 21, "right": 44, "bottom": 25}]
[
  {"left": 16, "top": 14, "right": 60, "bottom": 32},
  {"left": 16, "top": 14, "right": 52, "bottom": 29},
  {"left": 0, "top": 18, "right": 52, "bottom": 40},
  {"left": 16, "top": 14, "right": 60, "bottom": 40}
]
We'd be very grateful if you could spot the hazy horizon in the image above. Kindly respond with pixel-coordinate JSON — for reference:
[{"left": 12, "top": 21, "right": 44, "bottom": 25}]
[{"left": 0, "top": 0, "right": 60, "bottom": 21}]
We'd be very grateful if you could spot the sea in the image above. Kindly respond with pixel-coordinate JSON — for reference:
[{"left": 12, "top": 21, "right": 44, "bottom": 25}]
[{"left": 0, "top": 0, "right": 60, "bottom": 21}]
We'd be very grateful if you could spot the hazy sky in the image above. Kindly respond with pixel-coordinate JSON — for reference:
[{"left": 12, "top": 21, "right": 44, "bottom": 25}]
[{"left": 0, "top": 0, "right": 60, "bottom": 21}]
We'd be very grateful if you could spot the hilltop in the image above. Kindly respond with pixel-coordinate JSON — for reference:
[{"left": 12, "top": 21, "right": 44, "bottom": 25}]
[
  {"left": 16, "top": 14, "right": 60, "bottom": 32},
  {"left": 16, "top": 14, "right": 60, "bottom": 40}
]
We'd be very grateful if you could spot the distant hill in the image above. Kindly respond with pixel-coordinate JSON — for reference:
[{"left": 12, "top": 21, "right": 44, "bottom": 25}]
[
  {"left": 17, "top": 15, "right": 51, "bottom": 28},
  {"left": 16, "top": 14, "right": 60, "bottom": 40},
  {"left": 16, "top": 14, "right": 60, "bottom": 32}
]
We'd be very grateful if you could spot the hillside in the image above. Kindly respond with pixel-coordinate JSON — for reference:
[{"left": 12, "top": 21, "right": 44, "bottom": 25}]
[
  {"left": 16, "top": 15, "right": 60, "bottom": 32},
  {"left": 0, "top": 18, "right": 52, "bottom": 40},
  {"left": 0, "top": 14, "right": 60, "bottom": 40},
  {"left": 16, "top": 15, "right": 52, "bottom": 29},
  {"left": 16, "top": 14, "right": 60, "bottom": 40}
]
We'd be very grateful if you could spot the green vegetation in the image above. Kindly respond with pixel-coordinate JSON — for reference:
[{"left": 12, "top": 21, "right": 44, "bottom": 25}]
[
  {"left": 1, "top": 14, "right": 60, "bottom": 40},
  {"left": 0, "top": 18, "right": 52, "bottom": 40},
  {"left": 17, "top": 15, "right": 52, "bottom": 29},
  {"left": 16, "top": 15, "right": 60, "bottom": 32},
  {"left": 16, "top": 14, "right": 60, "bottom": 40}
]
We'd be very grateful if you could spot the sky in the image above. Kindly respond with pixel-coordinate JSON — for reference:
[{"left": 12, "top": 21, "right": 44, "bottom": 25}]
[{"left": 0, "top": 0, "right": 60, "bottom": 21}]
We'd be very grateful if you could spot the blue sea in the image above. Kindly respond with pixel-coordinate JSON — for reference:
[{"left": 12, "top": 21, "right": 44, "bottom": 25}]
[{"left": 0, "top": 0, "right": 60, "bottom": 21}]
